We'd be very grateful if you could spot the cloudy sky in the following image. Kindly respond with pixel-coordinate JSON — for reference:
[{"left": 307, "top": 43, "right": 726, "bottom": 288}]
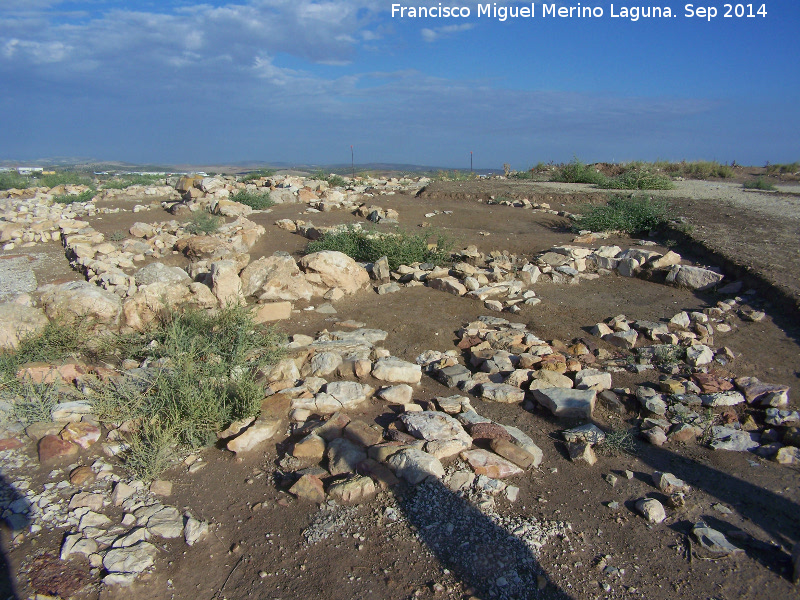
[{"left": 1, "top": 1, "right": 797, "bottom": 168}]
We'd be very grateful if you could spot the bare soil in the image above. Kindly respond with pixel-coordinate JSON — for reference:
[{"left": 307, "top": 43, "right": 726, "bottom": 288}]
[{"left": 2, "top": 179, "right": 800, "bottom": 600}]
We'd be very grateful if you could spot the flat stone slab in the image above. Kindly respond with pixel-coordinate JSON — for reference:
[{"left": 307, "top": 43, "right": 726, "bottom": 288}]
[
  {"left": 460, "top": 449, "right": 523, "bottom": 478},
  {"left": 372, "top": 356, "right": 422, "bottom": 384},
  {"left": 400, "top": 411, "right": 472, "bottom": 445},
  {"left": 532, "top": 388, "right": 596, "bottom": 418},
  {"left": 386, "top": 448, "right": 444, "bottom": 484},
  {"left": 103, "top": 541, "right": 159, "bottom": 574}
]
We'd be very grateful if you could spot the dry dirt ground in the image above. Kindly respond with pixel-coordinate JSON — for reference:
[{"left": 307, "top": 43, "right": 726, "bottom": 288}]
[{"left": 2, "top": 179, "right": 800, "bottom": 600}]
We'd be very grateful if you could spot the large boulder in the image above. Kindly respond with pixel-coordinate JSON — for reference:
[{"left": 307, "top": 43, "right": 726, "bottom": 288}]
[
  {"left": 665, "top": 265, "right": 724, "bottom": 291},
  {"left": 133, "top": 262, "right": 191, "bottom": 287},
  {"left": 210, "top": 259, "right": 244, "bottom": 306},
  {"left": 40, "top": 281, "right": 122, "bottom": 326},
  {"left": 0, "top": 303, "right": 48, "bottom": 350},
  {"left": 299, "top": 251, "right": 370, "bottom": 295},
  {"left": 122, "top": 282, "right": 217, "bottom": 331},
  {"left": 239, "top": 255, "right": 314, "bottom": 301}
]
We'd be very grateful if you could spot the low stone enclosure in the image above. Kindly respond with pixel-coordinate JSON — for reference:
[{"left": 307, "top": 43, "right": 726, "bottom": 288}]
[{"left": 0, "top": 173, "right": 798, "bottom": 595}]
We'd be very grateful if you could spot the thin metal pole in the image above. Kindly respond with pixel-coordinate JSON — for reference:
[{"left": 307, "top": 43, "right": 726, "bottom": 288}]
[
  {"left": 470, "top": 151, "right": 473, "bottom": 174},
  {"left": 351, "top": 145, "right": 354, "bottom": 180}
]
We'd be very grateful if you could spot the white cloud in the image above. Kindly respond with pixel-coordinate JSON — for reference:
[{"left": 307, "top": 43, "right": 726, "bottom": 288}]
[{"left": 421, "top": 23, "right": 475, "bottom": 43}]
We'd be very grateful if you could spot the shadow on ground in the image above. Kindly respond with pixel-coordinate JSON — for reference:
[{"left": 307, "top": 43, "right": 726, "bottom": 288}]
[
  {"left": 395, "top": 478, "right": 574, "bottom": 600},
  {"left": 0, "top": 472, "right": 30, "bottom": 600}
]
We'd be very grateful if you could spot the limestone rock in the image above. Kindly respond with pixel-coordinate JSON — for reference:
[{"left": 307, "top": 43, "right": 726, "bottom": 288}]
[
  {"left": 665, "top": 265, "right": 724, "bottom": 291},
  {"left": 460, "top": 449, "right": 524, "bottom": 478},
  {"left": 327, "top": 438, "right": 368, "bottom": 475},
  {"left": 226, "top": 417, "right": 281, "bottom": 453},
  {"left": 567, "top": 442, "right": 597, "bottom": 465},
  {"left": 41, "top": 280, "right": 122, "bottom": 325},
  {"left": 0, "top": 303, "right": 48, "bottom": 350},
  {"left": 573, "top": 369, "right": 612, "bottom": 391},
  {"left": 240, "top": 254, "right": 314, "bottom": 301},
  {"left": 184, "top": 518, "right": 209, "bottom": 546},
  {"left": 210, "top": 259, "right": 244, "bottom": 306},
  {"left": 532, "top": 388, "right": 595, "bottom": 418},
  {"left": 103, "top": 542, "right": 159, "bottom": 574},
  {"left": 146, "top": 506, "right": 184, "bottom": 538},
  {"left": 427, "top": 276, "right": 467, "bottom": 296},
  {"left": 692, "top": 522, "right": 742, "bottom": 554},
  {"left": 400, "top": 411, "right": 472, "bottom": 445},
  {"left": 328, "top": 476, "right": 376, "bottom": 503},
  {"left": 387, "top": 448, "right": 445, "bottom": 484},
  {"left": 290, "top": 474, "right": 326, "bottom": 503},
  {"left": 709, "top": 426, "right": 760, "bottom": 451},
  {"left": 299, "top": 251, "right": 370, "bottom": 295},
  {"left": 133, "top": 262, "right": 190, "bottom": 286},
  {"left": 372, "top": 356, "right": 422, "bottom": 384},
  {"left": 481, "top": 383, "right": 526, "bottom": 403},
  {"left": 636, "top": 498, "right": 666, "bottom": 523}
]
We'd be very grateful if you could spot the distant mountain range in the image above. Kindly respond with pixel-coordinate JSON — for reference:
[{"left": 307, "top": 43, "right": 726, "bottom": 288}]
[{"left": 0, "top": 158, "right": 500, "bottom": 176}]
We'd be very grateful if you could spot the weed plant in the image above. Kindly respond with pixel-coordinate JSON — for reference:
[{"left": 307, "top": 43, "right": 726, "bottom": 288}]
[
  {"left": 242, "top": 168, "right": 275, "bottom": 182},
  {"left": 101, "top": 174, "right": 166, "bottom": 189},
  {"left": 600, "top": 167, "right": 674, "bottom": 190},
  {"left": 185, "top": 211, "right": 221, "bottom": 234},
  {"left": 553, "top": 158, "right": 608, "bottom": 185},
  {"left": 765, "top": 162, "right": 800, "bottom": 175},
  {"left": 573, "top": 195, "right": 671, "bottom": 234},
  {"left": 2, "top": 307, "right": 286, "bottom": 479},
  {"left": 0, "top": 172, "right": 30, "bottom": 191},
  {"left": 743, "top": 177, "right": 777, "bottom": 191},
  {"left": 53, "top": 189, "right": 96, "bottom": 204},
  {"left": 230, "top": 189, "right": 275, "bottom": 210},
  {"left": 306, "top": 226, "right": 453, "bottom": 270},
  {"left": 597, "top": 429, "right": 637, "bottom": 456}
]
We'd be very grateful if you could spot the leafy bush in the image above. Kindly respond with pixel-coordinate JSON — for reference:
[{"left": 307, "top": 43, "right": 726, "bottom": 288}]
[
  {"left": 600, "top": 167, "right": 674, "bottom": 190},
  {"left": 553, "top": 158, "right": 608, "bottom": 185},
  {"left": 230, "top": 189, "right": 275, "bottom": 210},
  {"left": 0, "top": 172, "right": 30, "bottom": 191},
  {"left": 53, "top": 189, "right": 96, "bottom": 204},
  {"left": 185, "top": 211, "right": 221, "bottom": 234},
  {"left": 573, "top": 195, "right": 671, "bottom": 234},
  {"left": 681, "top": 161, "right": 733, "bottom": 179},
  {"left": 242, "top": 168, "right": 275, "bottom": 182},
  {"left": 434, "top": 170, "right": 476, "bottom": 182},
  {"left": 91, "top": 306, "right": 285, "bottom": 478},
  {"left": 306, "top": 227, "right": 453, "bottom": 270},
  {"left": 39, "top": 172, "right": 94, "bottom": 188},
  {"left": 101, "top": 174, "right": 166, "bottom": 189},
  {"left": 765, "top": 162, "right": 800, "bottom": 175},
  {"left": 743, "top": 177, "right": 777, "bottom": 191}
]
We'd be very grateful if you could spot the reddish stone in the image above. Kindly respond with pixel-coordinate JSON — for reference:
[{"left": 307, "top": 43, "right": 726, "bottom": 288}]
[
  {"left": 693, "top": 373, "right": 734, "bottom": 394},
  {"left": 0, "top": 438, "right": 23, "bottom": 451},
  {"left": 468, "top": 422, "right": 513, "bottom": 443},
  {"left": 458, "top": 336, "right": 484, "bottom": 350},
  {"left": 60, "top": 422, "right": 102, "bottom": 449},
  {"left": 17, "top": 361, "right": 86, "bottom": 385},
  {"left": 38, "top": 435, "right": 78, "bottom": 463}
]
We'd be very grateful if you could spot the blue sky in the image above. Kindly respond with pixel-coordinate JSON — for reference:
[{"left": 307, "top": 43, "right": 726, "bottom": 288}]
[{"left": 1, "top": 1, "right": 797, "bottom": 168}]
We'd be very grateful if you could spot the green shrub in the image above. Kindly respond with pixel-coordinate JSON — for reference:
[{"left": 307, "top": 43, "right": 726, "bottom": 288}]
[
  {"left": 434, "top": 170, "right": 476, "bottom": 182},
  {"left": 242, "top": 168, "right": 275, "bottom": 182},
  {"left": 743, "top": 177, "right": 777, "bottom": 191},
  {"left": 765, "top": 162, "right": 800, "bottom": 175},
  {"left": 306, "top": 227, "right": 453, "bottom": 270},
  {"left": 0, "top": 172, "right": 30, "bottom": 191},
  {"left": 101, "top": 174, "right": 166, "bottom": 189},
  {"left": 90, "top": 306, "right": 285, "bottom": 478},
  {"left": 185, "top": 211, "right": 221, "bottom": 234},
  {"left": 53, "top": 189, "right": 96, "bottom": 204},
  {"left": 597, "top": 429, "right": 637, "bottom": 456},
  {"left": 39, "top": 172, "right": 94, "bottom": 188},
  {"left": 12, "top": 381, "right": 62, "bottom": 425},
  {"left": 681, "top": 161, "right": 733, "bottom": 179},
  {"left": 230, "top": 189, "right": 275, "bottom": 210},
  {"left": 600, "top": 167, "right": 674, "bottom": 190},
  {"left": 553, "top": 158, "right": 608, "bottom": 185},
  {"left": 573, "top": 195, "right": 671, "bottom": 234}
]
